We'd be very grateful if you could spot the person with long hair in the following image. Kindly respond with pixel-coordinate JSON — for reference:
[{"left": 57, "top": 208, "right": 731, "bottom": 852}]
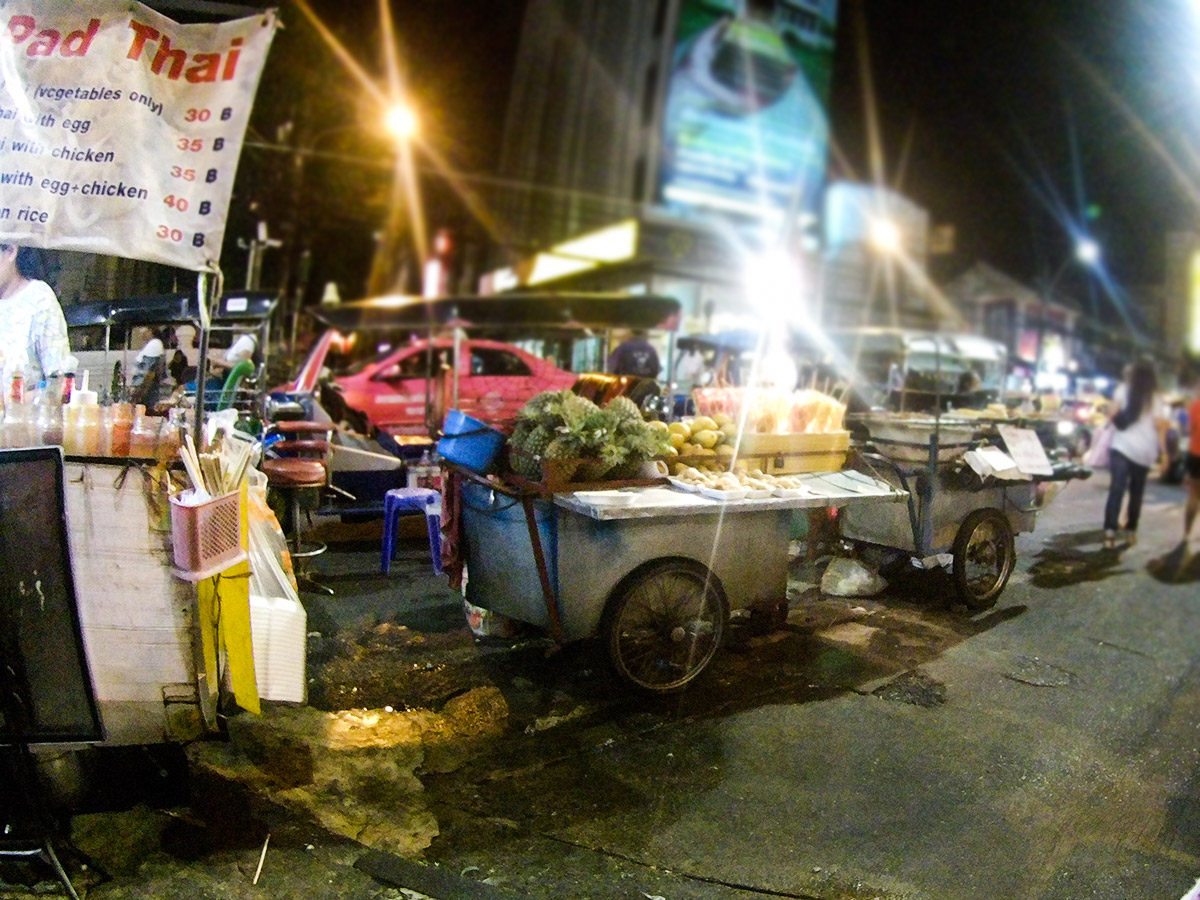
[
  {"left": 1104, "top": 358, "right": 1166, "bottom": 548},
  {"left": 0, "top": 243, "right": 70, "bottom": 388}
]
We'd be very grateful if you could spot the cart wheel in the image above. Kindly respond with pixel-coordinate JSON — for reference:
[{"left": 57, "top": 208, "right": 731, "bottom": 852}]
[
  {"left": 602, "top": 559, "right": 729, "bottom": 693},
  {"left": 952, "top": 508, "right": 1015, "bottom": 610}
]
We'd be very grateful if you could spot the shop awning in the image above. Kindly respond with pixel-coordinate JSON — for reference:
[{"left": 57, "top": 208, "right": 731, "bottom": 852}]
[{"left": 64, "top": 291, "right": 279, "bottom": 327}]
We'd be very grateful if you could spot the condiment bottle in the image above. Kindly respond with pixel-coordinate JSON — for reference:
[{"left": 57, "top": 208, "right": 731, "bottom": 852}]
[
  {"left": 65, "top": 386, "right": 101, "bottom": 456},
  {"left": 8, "top": 371, "right": 24, "bottom": 406},
  {"left": 34, "top": 381, "right": 62, "bottom": 448},
  {"left": 157, "top": 409, "right": 184, "bottom": 461},
  {"left": 2, "top": 395, "right": 31, "bottom": 448},
  {"left": 129, "top": 405, "right": 159, "bottom": 458},
  {"left": 36, "top": 380, "right": 63, "bottom": 446},
  {"left": 109, "top": 401, "right": 133, "bottom": 457}
]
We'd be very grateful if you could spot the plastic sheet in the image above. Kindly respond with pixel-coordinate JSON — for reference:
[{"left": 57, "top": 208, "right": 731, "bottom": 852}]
[{"left": 246, "top": 470, "right": 306, "bottom": 703}]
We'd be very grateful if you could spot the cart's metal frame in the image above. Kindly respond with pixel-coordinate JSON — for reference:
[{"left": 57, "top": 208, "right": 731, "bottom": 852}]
[{"left": 454, "top": 465, "right": 907, "bottom": 689}]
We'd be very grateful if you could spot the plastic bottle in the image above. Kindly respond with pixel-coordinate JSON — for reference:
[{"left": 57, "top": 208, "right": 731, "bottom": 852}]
[
  {"left": 109, "top": 401, "right": 133, "bottom": 456},
  {"left": 2, "top": 397, "right": 31, "bottom": 448},
  {"left": 36, "top": 381, "right": 63, "bottom": 446},
  {"left": 8, "top": 371, "right": 24, "bottom": 406},
  {"left": 129, "top": 405, "right": 159, "bottom": 458},
  {"left": 157, "top": 412, "right": 182, "bottom": 461},
  {"left": 65, "top": 386, "right": 101, "bottom": 456},
  {"left": 100, "top": 404, "right": 114, "bottom": 456}
]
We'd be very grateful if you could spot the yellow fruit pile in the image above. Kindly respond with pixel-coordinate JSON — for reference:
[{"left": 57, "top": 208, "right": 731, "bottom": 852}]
[{"left": 663, "top": 414, "right": 739, "bottom": 474}]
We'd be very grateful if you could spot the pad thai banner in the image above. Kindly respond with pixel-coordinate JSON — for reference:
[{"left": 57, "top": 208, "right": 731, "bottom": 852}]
[{"left": 0, "top": 1, "right": 277, "bottom": 271}]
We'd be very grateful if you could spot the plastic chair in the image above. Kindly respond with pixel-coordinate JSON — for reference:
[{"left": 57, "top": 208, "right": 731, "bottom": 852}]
[{"left": 381, "top": 487, "right": 443, "bottom": 576}]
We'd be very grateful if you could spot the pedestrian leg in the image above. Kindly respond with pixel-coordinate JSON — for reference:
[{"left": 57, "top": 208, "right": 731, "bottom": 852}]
[
  {"left": 1104, "top": 450, "right": 1132, "bottom": 545},
  {"left": 1123, "top": 460, "right": 1150, "bottom": 543},
  {"left": 1186, "top": 476, "right": 1200, "bottom": 542}
]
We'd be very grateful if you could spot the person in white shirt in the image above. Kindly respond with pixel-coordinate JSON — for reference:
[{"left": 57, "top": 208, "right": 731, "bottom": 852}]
[
  {"left": 1104, "top": 358, "right": 1167, "bottom": 548},
  {"left": 0, "top": 243, "right": 70, "bottom": 388}
]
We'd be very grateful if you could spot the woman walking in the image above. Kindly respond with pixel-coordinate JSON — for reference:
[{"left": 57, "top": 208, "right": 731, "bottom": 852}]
[{"left": 1104, "top": 359, "right": 1166, "bottom": 549}]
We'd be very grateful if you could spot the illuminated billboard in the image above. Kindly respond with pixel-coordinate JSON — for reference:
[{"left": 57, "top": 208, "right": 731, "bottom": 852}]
[{"left": 658, "top": 0, "right": 840, "bottom": 222}]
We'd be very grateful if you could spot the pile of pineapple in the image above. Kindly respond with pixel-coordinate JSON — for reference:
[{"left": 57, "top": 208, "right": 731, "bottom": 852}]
[
  {"left": 508, "top": 390, "right": 670, "bottom": 483},
  {"left": 661, "top": 414, "right": 740, "bottom": 474}
]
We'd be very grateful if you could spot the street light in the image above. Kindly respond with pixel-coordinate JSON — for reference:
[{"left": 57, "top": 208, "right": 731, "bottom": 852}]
[
  {"left": 1037, "top": 237, "right": 1101, "bottom": 382},
  {"left": 367, "top": 99, "right": 422, "bottom": 296},
  {"left": 384, "top": 102, "right": 418, "bottom": 141},
  {"left": 1075, "top": 237, "right": 1100, "bottom": 267},
  {"left": 868, "top": 217, "right": 902, "bottom": 257}
]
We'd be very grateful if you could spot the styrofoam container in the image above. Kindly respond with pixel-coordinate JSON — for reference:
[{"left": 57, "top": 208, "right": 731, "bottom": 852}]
[
  {"left": 249, "top": 594, "right": 307, "bottom": 704},
  {"left": 698, "top": 486, "right": 748, "bottom": 501}
]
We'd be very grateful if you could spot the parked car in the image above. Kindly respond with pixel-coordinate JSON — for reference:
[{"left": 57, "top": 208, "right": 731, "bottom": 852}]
[
  {"left": 331, "top": 337, "right": 577, "bottom": 435},
  {"left": 1054, "top": 395, "right": 1108, "bottom": 459}
]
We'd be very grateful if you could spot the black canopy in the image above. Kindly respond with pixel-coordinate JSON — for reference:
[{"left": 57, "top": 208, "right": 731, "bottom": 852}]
[
  {"left": 64, "top": 291, "right": 279, "bottom": 327},
  {"left": 311, "top": 292, "right": 682, "bottom": 334},
  {"left": 142, "top": 1, "right": 275, "bottom": 22}
]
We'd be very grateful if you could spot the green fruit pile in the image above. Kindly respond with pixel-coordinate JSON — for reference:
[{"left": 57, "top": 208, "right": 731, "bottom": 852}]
[{"left": 508, "top": 391, "right": 670, "bottom": 483}]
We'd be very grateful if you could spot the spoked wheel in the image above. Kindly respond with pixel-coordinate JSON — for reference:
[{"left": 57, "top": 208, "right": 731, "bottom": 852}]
[
  {"left": 952, "top": 508, "right": 1015, "bottom": 610},
  {"left": 602, "top": 559, "right": 729, "bottom": 693}
]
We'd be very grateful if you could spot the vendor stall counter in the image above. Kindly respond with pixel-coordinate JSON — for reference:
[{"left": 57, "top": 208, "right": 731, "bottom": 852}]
[{"left": 64, "top": 457, "right": 211, "bottom": 744}]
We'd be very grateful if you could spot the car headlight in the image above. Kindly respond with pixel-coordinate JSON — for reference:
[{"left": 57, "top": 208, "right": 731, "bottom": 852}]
[{"left": 1056, "top": 420, "right": 1076, "bottom": 436}]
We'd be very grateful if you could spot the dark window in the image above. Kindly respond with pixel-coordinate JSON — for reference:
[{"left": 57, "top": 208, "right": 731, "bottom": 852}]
[
  {"left": 374, "top": 348, "right": 454, "bottom": 381},
  {"left": 632, "top": 156, "right": 647, "bottom": 202},
  {"left": 651, "top": 0, "right": 667, "bottom": 37},
  {"left": 471, "top": 348, "right": 531, "bottom": 376},
  {"left": 642, "top": 62, "right": 658, "bottom": 126}
]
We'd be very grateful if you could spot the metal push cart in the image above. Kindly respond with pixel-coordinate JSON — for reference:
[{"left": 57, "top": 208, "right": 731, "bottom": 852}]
[
  {"left": 455, "top": 416, "right": 1086, "bottom": 691},
  {"left": 455, "top": 468, "right": 907, "bottom": 692},
  {"left": 839, "top": 414, "right": 1090, "bottom": 610}
]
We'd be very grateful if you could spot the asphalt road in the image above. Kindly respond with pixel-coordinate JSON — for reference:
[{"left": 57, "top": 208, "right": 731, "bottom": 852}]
[
  {"left": 408, "top": 470, "right": 1200, "bottom": 899},
  {"left": 10, "top": 470, "right": 1200, "bottom": 899}
]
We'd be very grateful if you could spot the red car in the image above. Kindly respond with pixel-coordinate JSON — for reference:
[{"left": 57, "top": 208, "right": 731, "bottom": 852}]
[{"left": 329, "top": 337, "right": 576, "bottom": 434}]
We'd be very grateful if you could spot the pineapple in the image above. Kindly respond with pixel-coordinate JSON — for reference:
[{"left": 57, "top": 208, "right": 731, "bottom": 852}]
[
  {"left": 512, "top": 426, "right": 554, "bottom": 478},
  {"left": 561, "top": 392, "right": 599, "bottom": 432},
  {"left": 605, "top": 395, "right": 642, "bottom": 424}
]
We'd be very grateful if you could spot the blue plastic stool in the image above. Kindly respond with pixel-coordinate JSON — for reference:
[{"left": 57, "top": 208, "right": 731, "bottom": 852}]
[{"left": 381, "top": 488, "right": 443, "bottom": 576}]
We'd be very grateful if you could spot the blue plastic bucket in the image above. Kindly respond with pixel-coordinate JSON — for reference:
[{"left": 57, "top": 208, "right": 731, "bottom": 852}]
[{"left": 437, "top": 409, "right": 506, "bottom": 473}]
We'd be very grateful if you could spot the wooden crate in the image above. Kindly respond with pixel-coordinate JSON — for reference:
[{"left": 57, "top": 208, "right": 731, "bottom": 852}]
[{"left": 734, "top": 431, "right": 850, "bottom": 475}]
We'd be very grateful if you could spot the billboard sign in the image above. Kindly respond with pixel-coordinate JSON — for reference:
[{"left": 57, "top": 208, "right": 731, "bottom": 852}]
[
  {"left": 0, "top": 1, "right": 277, "bottom": 271},
  {"left": 658, "top": 0, "right": 839, "bottom": 223}
]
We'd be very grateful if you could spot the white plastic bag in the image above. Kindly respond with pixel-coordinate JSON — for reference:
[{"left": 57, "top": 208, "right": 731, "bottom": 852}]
[{"left": 821, "top": 556, "right": 887, "bottom": 598}]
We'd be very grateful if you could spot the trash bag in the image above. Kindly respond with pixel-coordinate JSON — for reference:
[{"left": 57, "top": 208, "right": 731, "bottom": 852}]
[{"left": 821, "top": 556, "right": 887, "bottom": 598}]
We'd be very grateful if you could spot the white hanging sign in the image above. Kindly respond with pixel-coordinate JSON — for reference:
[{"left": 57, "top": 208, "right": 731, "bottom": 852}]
[{"left": 0, "top": 1, "right": 277, "bottom": 271}]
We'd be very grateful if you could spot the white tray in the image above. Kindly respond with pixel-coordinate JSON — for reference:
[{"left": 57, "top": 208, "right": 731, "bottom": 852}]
[
  {"left": 667, "top": 476, "right": 700, "bottom": 492},
  {"left": 771, "top": 487, "right": 810, "bottom": 499},
  {"left": 698, "top": 486, "right": 749, "bottom": 501}
]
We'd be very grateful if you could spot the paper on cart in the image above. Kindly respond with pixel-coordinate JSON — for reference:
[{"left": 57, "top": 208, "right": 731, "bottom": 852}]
[
  {"left": 965, "top": 446, "right": 1031, "bottom": 481},
  {"left": 997, "top": 425, "right": 1054, "bottom": 476}
]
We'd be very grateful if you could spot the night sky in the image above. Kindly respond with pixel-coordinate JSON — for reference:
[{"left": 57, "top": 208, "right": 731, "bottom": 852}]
[
  {"left": 829, "top": 0, "right": 1200, "bottom": 287},
  {"left": 239, "top": 1, "right": 1200, "bottom": 298}
]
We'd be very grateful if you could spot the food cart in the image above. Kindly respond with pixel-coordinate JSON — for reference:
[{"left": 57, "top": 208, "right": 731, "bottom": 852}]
[
  {"left": 59, "top": 292, "right": 280, "bottom": 744},
  {"left": 453, "top": 398, "right": 1089, "bottom": 692},
  {"left": 456, "top": 467, "right": 907, "bottom": 692}
]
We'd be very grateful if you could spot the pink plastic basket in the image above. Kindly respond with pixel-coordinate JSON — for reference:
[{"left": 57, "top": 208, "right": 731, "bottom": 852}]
[{"left": 170, "top": 490, "right": 246, "bottom": 581}]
